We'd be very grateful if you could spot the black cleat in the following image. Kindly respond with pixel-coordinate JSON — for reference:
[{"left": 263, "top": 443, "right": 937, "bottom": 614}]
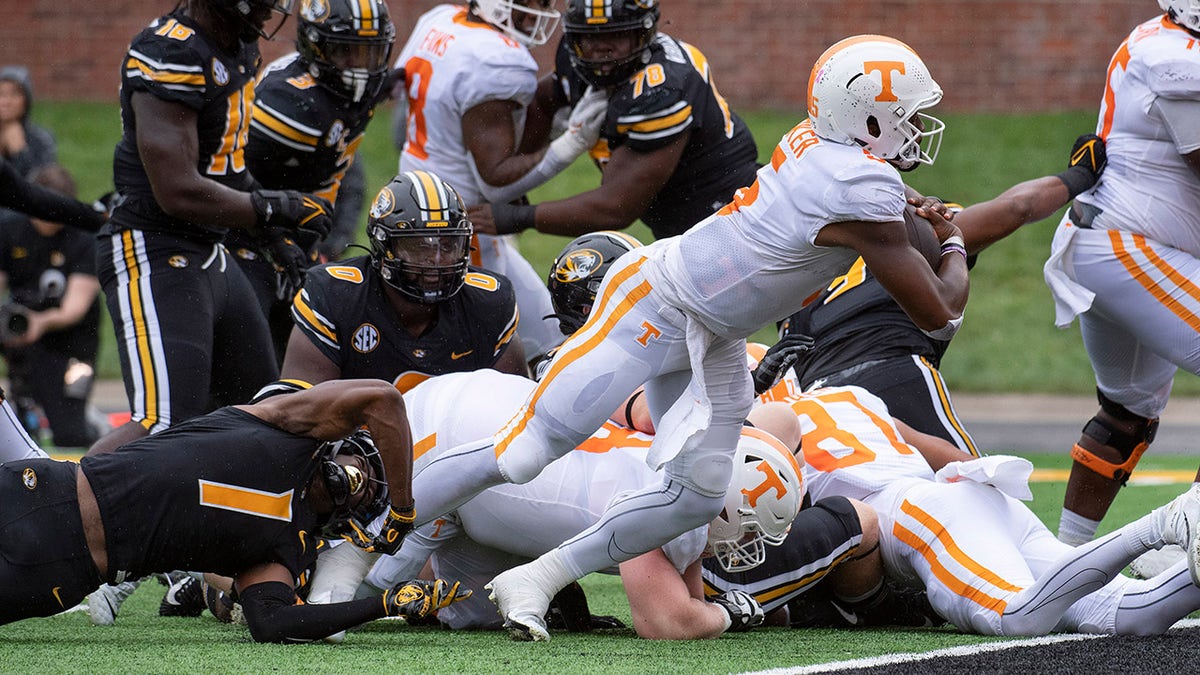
[{"left": 159, "top": 576, "right": 205, "bottom": 618}]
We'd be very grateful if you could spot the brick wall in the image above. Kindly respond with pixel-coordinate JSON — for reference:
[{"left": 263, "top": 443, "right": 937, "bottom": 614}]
[{"left": 0, "top": 1, "right": 1160, "bottom": 112}]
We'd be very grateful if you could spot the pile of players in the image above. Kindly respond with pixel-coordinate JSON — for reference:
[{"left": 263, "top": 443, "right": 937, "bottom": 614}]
[{"left": 2, "top": 0, "right": 1199, "bottom": 647}]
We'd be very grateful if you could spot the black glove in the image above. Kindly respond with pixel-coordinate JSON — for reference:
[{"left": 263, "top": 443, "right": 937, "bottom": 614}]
[
  {"left": 543, "top": 581, "right": 627, "bottom": 632},
  {"left": 711, "top": 589, "right": 764, "bottom": 632},
  {"left": 381, "top": 578, "right": 471, "bottom": 620},
  {"left": 751, "top": 333, "right": 814, "bottom": 395},
  {"left": 492, "top": 201, "right": 537, "bottom": 235},
  {"left": 1058, "top": 133, "right": 1107, "bottom": 199},
  {"left": 250, "top": 189, "right": 334, "bottom": 245},
  {"left": 369, "top": 504, "right": 416, "bottom": 555},
  {"left": 262, "top": 230, "right": 310, "bottom": 302}
]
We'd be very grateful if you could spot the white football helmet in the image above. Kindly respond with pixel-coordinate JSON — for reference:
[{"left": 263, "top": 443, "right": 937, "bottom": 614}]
[
  {"left": 1161, "top": 0, "right": 1200, "bottom": 33},
  {"left": 473, "top": 0, "right": 562, "bottom": 47},
  {"left": 707, "top": 427, "right": 805, "bottom": 573},
  {"left": 807, "top": 34, "right": 945, "bottom": 171}
]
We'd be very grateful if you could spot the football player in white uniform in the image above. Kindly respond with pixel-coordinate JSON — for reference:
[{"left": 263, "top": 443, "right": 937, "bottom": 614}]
[
  {"left": 755, "top": 385, "right": 1200, "bottom": 637},
  {"left": 394, "top": 0, "right": 605, "bottom": 362},
  {"left": 403, "top": 35, "right": 969, "bottom": 641},
  {"left": 1043, "top": 1, "right": 1200, "bottom": 556}
]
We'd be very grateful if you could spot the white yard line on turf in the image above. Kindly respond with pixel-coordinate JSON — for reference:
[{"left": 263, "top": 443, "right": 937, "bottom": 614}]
[{"left": 736, "top": 619, "right": 1200, "bottom": 675}]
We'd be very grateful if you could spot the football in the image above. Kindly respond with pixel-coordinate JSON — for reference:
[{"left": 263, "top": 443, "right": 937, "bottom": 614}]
[{"left": 904, "top": 203, "right": 942, "bottom": 269}]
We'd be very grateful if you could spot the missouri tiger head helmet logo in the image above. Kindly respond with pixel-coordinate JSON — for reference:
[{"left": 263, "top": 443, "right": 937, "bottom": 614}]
[{"left": 555, "top": 248, "right": 603, "bottom": 284}]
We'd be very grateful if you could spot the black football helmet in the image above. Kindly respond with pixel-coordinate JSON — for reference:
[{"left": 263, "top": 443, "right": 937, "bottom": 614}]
[
  {"left": 547, "top": 230, "right": 643, "bottom": 335},
  {"left": 312, "top": 430, "right": 390, "bottom": 545},
  {"left": 563, "top": 0, "right": 660, "bottom": 88},
  {"left": 367, "top": 171, "right": 473, "bottom": 304},
  {"left": 297, "top": 0, "right": 395, "bottom": 103},
  {"left": 210, "top": 0, "right": 295, "bottom": 42}
]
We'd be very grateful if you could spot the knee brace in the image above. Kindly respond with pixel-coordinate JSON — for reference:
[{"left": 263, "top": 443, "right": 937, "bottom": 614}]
[{"left": 1070, "top": 390, "right": 1158, "bottom": 485}]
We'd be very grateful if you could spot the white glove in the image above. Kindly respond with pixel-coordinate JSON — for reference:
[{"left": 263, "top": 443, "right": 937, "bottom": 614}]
[
  {"left": 546, "top": 86, "right": 608, "bottom": 167},
  {"left": 711, "top": 589, "right": 765, "bottom": 632}
]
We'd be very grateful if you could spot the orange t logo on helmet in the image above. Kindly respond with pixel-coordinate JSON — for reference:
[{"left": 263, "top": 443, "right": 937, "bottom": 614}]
[{"left": 864, "top": 60, "right": 906, "bottom": 102}]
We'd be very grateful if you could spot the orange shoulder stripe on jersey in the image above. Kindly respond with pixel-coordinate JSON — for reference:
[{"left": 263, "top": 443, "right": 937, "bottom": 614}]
[
  {"left": 494, "top": 257, "right": 649, "bottom": 456},
  {"left": 293, "top": 292, "right": 338, "bottom": 343},
  {"left": 1111, "top": 230, "right": 1200, "bottom": 332},
  {"left": 617, "top": 104, "right": 693, "bottom": 135},
  {"left": 251, "top": 104, "right": 320, "bottom": 148},
  {"left": 125, "top": 56, "right": 206, "bottom": 87}
]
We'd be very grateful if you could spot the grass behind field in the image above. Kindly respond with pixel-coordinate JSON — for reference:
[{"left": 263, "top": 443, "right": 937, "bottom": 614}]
[
  {"left": 6, "top": 451, "right": 1195, "bottom": 673},
  {"left": 38, "top": 100, "right": 1198, "bottom": 395}
]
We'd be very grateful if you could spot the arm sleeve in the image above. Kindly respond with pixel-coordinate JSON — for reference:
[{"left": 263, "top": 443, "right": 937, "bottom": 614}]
[
  {"left": 0, "top": 159, "right": 105, "bottom": 232},
  {"left": 239, "top": 580, "right": 386, "bottom": 643}
]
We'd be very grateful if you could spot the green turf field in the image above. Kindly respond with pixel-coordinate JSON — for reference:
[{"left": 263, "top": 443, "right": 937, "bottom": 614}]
[
  {"left": 4, "top": 452, "right": 1195, "bottom": 674},
  {"left": 33, "top": 101, "right": 1200, "bottom": 397}
]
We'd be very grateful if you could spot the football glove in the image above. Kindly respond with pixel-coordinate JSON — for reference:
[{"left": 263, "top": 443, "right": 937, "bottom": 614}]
[
  {"left": 261, "top": 230, "right": 311, "bottom": 302},
  {"left": 250, "top": 189, "right": 334, "bottom": 244},
  {"left": 543, "top": 581, "right": 627, "bottom": 632},
  {"left": 369, "top": 504, "right": 416, "bottom": 555},
  {"left": 711, "top": 589, "right": 765, "bottom": 633},
  {"left": 751, "top": 333, "right": 815, "bottom": 395},
  {"left": 546, "top": 85, "right": 608, "bottom": 167},
  {"left": 1058, "top": 133, "right": 1107, "bottom": 199},
  {"left": 381, "top": 578, "right": 471, "bottom": 620}
]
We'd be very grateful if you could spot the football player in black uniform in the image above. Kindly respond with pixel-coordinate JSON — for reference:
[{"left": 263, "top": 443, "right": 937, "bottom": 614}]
[
  {"left": 782, "top": 134, "right": 1108, "bottom": 454},
  {"left": 280, "top": 170, "right": 527, "bottom": 388},
  {"left": 91, "top": 0, "right": 335, "bottom": 457},
  {"left": 470, "top": 0, "right": 759, "bottom": 240},
  {"left": 0, "top": 378, "right": 470, "bottom": 641},
  {"left": 232, "top": 0, "right": 397, "bottom": 364}
]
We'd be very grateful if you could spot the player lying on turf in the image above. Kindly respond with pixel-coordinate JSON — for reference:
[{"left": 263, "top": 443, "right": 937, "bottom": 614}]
[
  {"left": 750, "top": 382, "right": 1200, "bottom": 636},
  {"left": 0, "top": 379, "right": 469, "bottom": 642}
]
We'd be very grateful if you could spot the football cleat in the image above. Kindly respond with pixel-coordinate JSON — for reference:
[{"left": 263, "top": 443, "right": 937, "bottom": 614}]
[
  {"left": 159, "top": 576, "right": 205, "bottom": 617},
  {"left": 86, "top": 579, "right": 141, "bottom": 626},
  {"left": 486, "top": 567, "right": 553, "bottom": 642},
  {"left": 1129, "top": 544, "right": 1186, "bottom": 580},
  {"left": 203, "top": 582, "right": 238, "bottom": 624},
  {"left": 1156, "top": 483, "right": 1200, "bottom": 549}
]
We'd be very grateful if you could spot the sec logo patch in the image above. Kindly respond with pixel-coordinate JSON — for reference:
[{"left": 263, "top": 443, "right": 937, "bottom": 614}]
[{"left": 352, "top": 324, "right": 380, "bottom": 353}]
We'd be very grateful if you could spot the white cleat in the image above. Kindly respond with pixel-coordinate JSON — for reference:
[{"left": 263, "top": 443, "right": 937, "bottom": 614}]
[
  {"left": 86, "top": 579, "right": 141, "bottom": 626},
  {"left": 1129, "top": 544, "right": 1186, "bottom": 580},
  {"left": 486, "top": 566, "right": 553, "bottom": 642},
  {"left": 1159, "top": 483, "right": 1200, "bottom": 549}
]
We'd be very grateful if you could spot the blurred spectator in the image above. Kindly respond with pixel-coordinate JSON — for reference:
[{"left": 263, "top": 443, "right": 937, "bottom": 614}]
[
  {"left": 0, "top": 164, "right": 103, "bottom": 447},
  {"left": 0, "top": 65, "right": 57, "bottom": 178}
]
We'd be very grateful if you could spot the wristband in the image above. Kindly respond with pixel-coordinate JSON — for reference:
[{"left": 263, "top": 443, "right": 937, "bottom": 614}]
[
  {"left": 622, "top": 390, "right": 644, "bottom": 428},
  {"left": 940, "top": 243, "right": 967, "bottom": 259},
  {"left": 940, "top": 235, "right": 964, "bottom": 250},
  {"left": 1055, "top": 165, "right": 1097, "bottom": 200},
  {"left": 493, "top": 203, "right": 537, "bottom": 235}
]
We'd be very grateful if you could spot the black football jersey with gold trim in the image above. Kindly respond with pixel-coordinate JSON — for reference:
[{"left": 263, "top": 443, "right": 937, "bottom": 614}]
[
  {"left": 555, "top": 34, "right": 759, "bottom": 239},
  {"left": 109, "top": 11, "right": 260, "bottom": 242},
  {"left": 292, "top": 256, "right": 519, "bottom": 389},
  {"left": 785, "top": 258, "right": 950, "bottom": 388},
  {"left": 80, "top": 407, "right": 324, "bottom": 580},
  {"left": 246, "top": 53, "right": 375, "bottom": 202}
]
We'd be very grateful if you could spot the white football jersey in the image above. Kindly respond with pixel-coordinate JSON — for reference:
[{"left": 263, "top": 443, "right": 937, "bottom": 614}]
[
  {"left": 395, "top": 4, "right": 538, "bottom": 206},
  {"left": 783, "top": 385, "right": 934, "bottom": 504},
  {"left": 1080, "top": 15, "right": 1200, "bottom": 254},
  {"left": 404, "top": 369, "right": 705, "bottom": 574},
  {"left": 650, "top": 120, "right": 906, "bottom": 339}
]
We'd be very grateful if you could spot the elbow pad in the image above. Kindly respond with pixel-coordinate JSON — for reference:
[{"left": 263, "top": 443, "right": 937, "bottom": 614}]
[{"left": 921, "top": 314, "right": 963, "bottom": 341}]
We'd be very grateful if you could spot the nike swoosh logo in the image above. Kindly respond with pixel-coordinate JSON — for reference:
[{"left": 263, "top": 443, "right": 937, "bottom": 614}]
[
  {"left": 451, "top": 350, "right": 474, "bottom": 360},
  {"left": 52, "top": 586, "right": 65, "bottom": 609}
]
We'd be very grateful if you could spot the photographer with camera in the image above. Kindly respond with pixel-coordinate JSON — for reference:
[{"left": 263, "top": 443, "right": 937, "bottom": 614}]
[{"left": 0, "top": 164, "right": 103, "bottom": 447}]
